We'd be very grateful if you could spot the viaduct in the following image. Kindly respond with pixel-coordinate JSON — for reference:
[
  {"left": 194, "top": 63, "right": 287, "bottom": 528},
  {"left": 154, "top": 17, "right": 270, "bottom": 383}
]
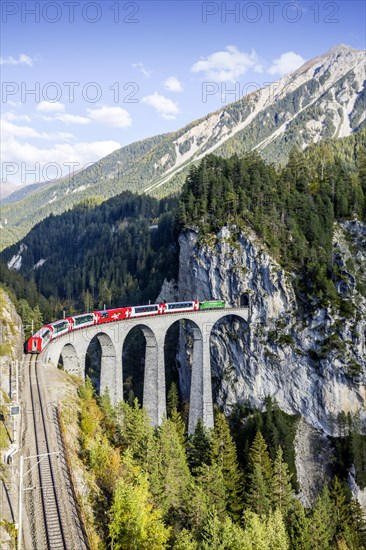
[{"left": 41, "top": 307, "right": 249, "bottom": 434}]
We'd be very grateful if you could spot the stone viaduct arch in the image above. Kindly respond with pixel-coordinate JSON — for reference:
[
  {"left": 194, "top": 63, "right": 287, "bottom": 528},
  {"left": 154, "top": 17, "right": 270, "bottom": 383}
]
[{"left": 41, "top": 307, "right": 249, "bottom": 433}]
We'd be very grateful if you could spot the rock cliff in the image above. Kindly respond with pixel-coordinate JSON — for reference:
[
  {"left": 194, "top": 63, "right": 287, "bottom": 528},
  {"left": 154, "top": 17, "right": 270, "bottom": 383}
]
[{"left": 173, "top": 221, "right": 366, "bottom": 505}]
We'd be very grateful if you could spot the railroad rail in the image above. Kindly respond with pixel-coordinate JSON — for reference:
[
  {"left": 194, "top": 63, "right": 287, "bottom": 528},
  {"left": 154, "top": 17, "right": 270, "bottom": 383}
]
[
  {"left": 29, "top": 354, "right": 67, "bottom": 548},
  {"left": 21, "top": 354, "right": 89, "bottom": 549}
]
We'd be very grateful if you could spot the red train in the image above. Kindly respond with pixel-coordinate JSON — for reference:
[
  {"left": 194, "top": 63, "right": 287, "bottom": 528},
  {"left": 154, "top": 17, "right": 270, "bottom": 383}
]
[{"left": 27, "top": 300, "right": 202, "bottom": 353}]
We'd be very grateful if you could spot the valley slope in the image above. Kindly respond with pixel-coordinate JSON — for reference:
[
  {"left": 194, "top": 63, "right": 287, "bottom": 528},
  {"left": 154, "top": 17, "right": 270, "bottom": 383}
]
[{"left": 1, "top": 44, "right": 365, "bottom": 250}]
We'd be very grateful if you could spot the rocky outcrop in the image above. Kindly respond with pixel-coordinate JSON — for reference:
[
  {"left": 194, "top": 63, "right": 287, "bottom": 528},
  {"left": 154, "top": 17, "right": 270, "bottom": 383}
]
[
  {"left": 177, "top": 224, "right": 366, "bottom": 434},
  {"left": 0, "top": 288, "right": 23, "bottom": 374},
  {"left": 175, "top": 222, "right": 366, "bottom": 506},
  {"left": 294, "top": 418, "right": 335, "bottom": 506}
]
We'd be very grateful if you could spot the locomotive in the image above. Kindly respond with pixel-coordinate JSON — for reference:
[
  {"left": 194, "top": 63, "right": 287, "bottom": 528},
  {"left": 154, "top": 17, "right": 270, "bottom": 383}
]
[{"left": 27, "top": 300, "right": 225, "bottom": 353}]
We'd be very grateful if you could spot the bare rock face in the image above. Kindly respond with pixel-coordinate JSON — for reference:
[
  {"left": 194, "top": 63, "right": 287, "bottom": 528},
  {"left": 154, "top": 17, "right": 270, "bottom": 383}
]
[
  {"left": 0, "top": 288, "right": 23, "bottom": 375},
  {"left": 294, "top": 418, "right": 335, "bottom": 506},
  {"left": 175, "top": 222, "right": 366, "bottom": 507},
  {"left": 177, "top": 225, "right": 365, "bottom": 432}
]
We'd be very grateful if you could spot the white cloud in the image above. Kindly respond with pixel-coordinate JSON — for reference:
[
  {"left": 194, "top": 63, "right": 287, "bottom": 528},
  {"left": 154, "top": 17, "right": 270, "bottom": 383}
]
[
  {"left": 163, "top": 76, "right": 183, "bottom": 93},
  {"left": 268, "top": 52, "right": 306, "bottom": 76},
  {"left": 1, "top": 119, "right": 74, "bottom": 141},
  {"left": 37, "top": 101, "right": 65, "bottom": 113},
  {"left": 0, "top": 54, "right": 35, "bottom": 66},
  {"left": 44, "top": 113, "right": 91, "bottom": 125},
  {"left": 3, "top": 112, "right": 31, "bottom": 123},
  {"left": 191, "top": 46, "right": 263, "bottom": 82},
  {"left": 142, "top": 93, "right": 180, "bottom": 119},
  {"left": 132, "top": 62, "right": 152, "bottom": 78},
  {"left": 87, "top": 106, "right": 132, "bottom": 127},
  {"left": 2, "top": 137, "right": 121, "bottom": 184}
]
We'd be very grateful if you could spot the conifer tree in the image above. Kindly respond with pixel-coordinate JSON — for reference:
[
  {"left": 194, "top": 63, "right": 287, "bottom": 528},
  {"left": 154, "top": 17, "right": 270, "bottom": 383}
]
[
  {"left": 242, "top": 510, "right": 269, "bottom": 550},
  {"left": 245, "top": 431, "right": 273, "bottom": 516},
  {"left": 147, "top": 419, "right": 193, "bottom": 527},
  {"left": 167, "top": 382, "right": 180, "bottom": 415},
  {"left": 210, "top": 412, "right": 243, "bottom": 520},
  {"left": 271, "top": 446, "right": 293, "bottom": 517},
  {"left": 287, "top": 499, "right": 312, "bottom": 550},
  {"left": 187, "top": 418, "right": 211, "bottom": 472},
  {"left": 266, "top": 509, "right": 290, "bottom": 550},
  {"left": 200, "top": 507, "right": 245, "bottom": 550},
  {"left": 196, "top": 462, "right": 227, "bottom": 520},
  {"left": 308, "top": 484, "right": 336, "bottom": 550},
  {"left": 116, "top": 399, "right": 154, "bottom": 467},
  {"left": 173, "top": 529, "right": 198, "bottom": 550},
  {"left": 170, "top": 407, "right": 186, "bottom": 447}
]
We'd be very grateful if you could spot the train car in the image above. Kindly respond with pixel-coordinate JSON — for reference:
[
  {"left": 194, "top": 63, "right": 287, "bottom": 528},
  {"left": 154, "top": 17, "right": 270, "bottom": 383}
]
[
  {"left": 199, "top": 300, "right": 225, "bottom": 309},
  {"left": 27, "top": 326, "right": 53, "bottom": 353},
  {"left": 162, "top": 300, "right": 199, "bottom": 314},
  {"left": 95, "top": 308, "right": 131, "bottom": 324}
]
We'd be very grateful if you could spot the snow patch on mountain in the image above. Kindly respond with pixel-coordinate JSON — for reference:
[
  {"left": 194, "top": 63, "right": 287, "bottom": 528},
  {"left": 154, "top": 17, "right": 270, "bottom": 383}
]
[{"left": 7, "top": 243, "right": 27, "bottom": 270}]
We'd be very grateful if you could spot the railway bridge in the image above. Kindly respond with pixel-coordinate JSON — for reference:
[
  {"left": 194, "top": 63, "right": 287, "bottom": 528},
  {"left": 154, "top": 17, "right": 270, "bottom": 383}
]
[{"left": 41, "top": 307, "right": 249, "bottom": 433}]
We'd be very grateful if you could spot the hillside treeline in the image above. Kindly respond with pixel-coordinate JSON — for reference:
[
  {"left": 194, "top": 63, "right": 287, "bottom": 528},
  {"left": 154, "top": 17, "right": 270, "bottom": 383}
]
[
  {"left": 178, "top": 129, "right": 366, "bottom": 310},
  {"left": 1, "top": 193, "right": 179, "bottom": 321}
]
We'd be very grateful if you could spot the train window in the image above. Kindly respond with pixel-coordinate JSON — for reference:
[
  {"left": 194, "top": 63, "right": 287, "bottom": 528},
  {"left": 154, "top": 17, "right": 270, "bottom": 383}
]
[
  {"left": 167, "top": 302, "right": 192, "bottom": 309},
  {"left": 41, "top": 329, "right": 50, "bottom": 338},
  {"left": 52, "top": 321, "right": 69, "bottom": 333},
  {"left": 74, "top": 314, "right": 94, "bottom": 325},
  {"left": 134, "top": 305, "right": 158, "bottom": 313},
  {"left": 101, "top": 312, "right": 109, "bottom": 319}
]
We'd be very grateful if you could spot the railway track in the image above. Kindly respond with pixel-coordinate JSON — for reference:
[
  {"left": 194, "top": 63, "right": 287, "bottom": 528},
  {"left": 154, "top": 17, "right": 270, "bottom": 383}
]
[
  {"left": 28, "top": 353, "right": 67, "bottom": 549},
  {"left": 21, "top": 354, "right": 89, "bottom": 550}
]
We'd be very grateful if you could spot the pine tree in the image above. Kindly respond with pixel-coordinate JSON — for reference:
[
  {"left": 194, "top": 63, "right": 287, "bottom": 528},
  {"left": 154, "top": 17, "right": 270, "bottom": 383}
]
[
  {"left": 308, "top": 484, "right": 336, "bottom": 550},
  {"left": 187, "top": 418, "right": 211, "bottom": 472},
  {"left": 116, "top": 399, "right": 154, "bottom": 467},
  {"left": 242, "top": 510, "right": 269, "bottom": 550},
  {"left": 210, "top": 412, "right": 243, "bottom": 520},
  {"left": 200, "top": 507, "right": 245, "bottom": 550},
  {"left": 287, "top": 499, "right": 312, "bottom": 550},
  {"left": 147, "top": 418, "right": 193, "bottom": 527},
  {"left": 330, "top": 477, "right": 352, "bottom": 530},
  {"left": 173, "top": 529, "right": 198, "bottom": 550},
  {"left": 170, "top": 407, "right": 186, "bottom": 447},
  {"left": 266, "top": 509, "right": 290, "bottom": 550},
  {"left": 167, "top": 382, "right": 179, "bottom": 415},
  {"left": 271, "top": 446, "right": 293, "bottom": 517},
  {"left": 347, "top": 498, "right": 366, "bottom": 549},
  {"left": 196, "top": 462, "right": 227, "bottom": 520},
  {"left": 245, "top": 431, "right": 273, "bottom": 516}
]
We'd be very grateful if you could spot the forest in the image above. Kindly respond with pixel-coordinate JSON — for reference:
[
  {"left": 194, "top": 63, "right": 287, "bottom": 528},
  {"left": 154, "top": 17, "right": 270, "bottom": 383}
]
[
  {"left": 66, "top": 380, "right": 366, "bottom": 549},
  {"left": 178, "top": 129, "right": 366, "bottom": 311},
  {"left": 1, "top": 132, "right": 365, "bottom": 548},
  {"left": 1, "top": 129, "right": 365, "bottom": 329}
]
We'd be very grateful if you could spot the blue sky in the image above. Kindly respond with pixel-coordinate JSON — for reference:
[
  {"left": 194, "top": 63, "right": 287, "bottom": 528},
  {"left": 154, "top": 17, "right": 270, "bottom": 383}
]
[{"left": 1, "top": 0, "right": 365, "bottom": 185}]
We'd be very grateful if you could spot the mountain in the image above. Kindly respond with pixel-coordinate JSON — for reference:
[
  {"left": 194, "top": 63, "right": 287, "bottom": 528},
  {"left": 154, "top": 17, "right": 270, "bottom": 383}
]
[
  {"left": 0, "top": 181, "right": 26, "bottom": 201},
  {"left": 1, "top": 44, "right": 365, "bottom": 250}
]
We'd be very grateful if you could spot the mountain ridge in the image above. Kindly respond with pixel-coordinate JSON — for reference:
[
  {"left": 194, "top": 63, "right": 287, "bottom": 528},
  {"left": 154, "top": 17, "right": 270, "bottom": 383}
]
[{"left": 1, "top": 44, "right": 365, "bottom": 250}]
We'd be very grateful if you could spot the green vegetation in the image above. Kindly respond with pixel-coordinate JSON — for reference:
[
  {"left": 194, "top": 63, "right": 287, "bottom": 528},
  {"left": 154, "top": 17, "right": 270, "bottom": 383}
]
[
  {"left": 178, "top": 129, "right": 366, "bottom": 310},
  {"left": 1, "top": 192, "right": 179, "bottom": 319},
  {"left": 330, "top": 412, "right": 366, "bottom": 490},
  {"left": 0, "top": 269, "right": 49, "bottom": 338},
  {"left": 75, "top": 381, "right": 366, "bottom": 549}
]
